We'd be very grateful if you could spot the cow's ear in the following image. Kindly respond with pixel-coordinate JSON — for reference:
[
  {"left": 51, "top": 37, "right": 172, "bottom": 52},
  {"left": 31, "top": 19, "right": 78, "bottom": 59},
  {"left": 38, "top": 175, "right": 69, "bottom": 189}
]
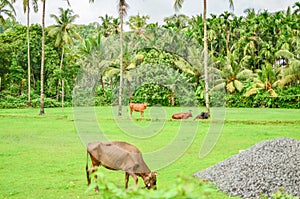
[{"left": 151, "top": 171, "right": 158, "bottom": 176}]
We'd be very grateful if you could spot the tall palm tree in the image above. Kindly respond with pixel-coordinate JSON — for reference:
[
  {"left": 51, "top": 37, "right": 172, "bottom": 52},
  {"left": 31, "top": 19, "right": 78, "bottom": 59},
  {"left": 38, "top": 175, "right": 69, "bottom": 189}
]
[
  {"left": 219, "top": 11, "right": 233, "bottom": 57},
  {"left": 127, "top": 14, "right": 149, "bottom": 35},
  {"left": 48, "top": 8, "right": 81, "bottom": 112},
  {"left": 23, "top": 0, "right": 38, "bottom": 107},
  {"left": 174, "top": 0, "right": 233, "bottom": 114},
  {"left": 39, "top": 0, "right": 46, "bottom": 115},
  {"left": 0, "top": 0, "right": 16, "bottom": 27},
  {"left": 39, "top": 0, "right": 70, "bottom": 115},
  {"left": 89, "top": 0, "right": 129, "bottom": 116},
  {"left": 99, "top": 14, "right": 114, "bottom": 37}
]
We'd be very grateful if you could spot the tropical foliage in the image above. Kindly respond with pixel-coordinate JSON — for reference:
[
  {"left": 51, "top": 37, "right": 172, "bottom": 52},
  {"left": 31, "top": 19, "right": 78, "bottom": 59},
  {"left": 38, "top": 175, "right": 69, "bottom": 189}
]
[{"left": 0, "top": 2, "right": 299, "bottom": 109}]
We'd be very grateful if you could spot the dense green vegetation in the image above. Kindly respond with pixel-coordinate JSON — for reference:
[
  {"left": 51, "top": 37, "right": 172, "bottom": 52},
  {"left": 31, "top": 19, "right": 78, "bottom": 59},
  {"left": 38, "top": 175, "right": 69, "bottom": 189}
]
[
  {"left": 1, "top": 1, "right": 299, "bottom": 198},
  {"left": 0, "top": 107, "right": 299, "bottom": 198},
  {"left": 0, "top": 3, "right": 299, "bottom": 109}
]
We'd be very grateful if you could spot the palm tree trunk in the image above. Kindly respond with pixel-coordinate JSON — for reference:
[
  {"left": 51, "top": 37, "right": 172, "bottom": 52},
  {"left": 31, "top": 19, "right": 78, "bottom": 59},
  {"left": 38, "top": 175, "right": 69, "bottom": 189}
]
[
  {"left": 60, "top": 47, "right": 65, "bottom": 112},
  {"left": 118, "top": 13, "right": 124, "bottom": 116},
  {"left": 39, "top": 0, "right": 46, "bottom": 115},
  {"left": 203, "top": 0, "right": 210, "bottom": 114},
  {"left": 62, "top": 80, "right": 64, "bottom": 112},
  {"left": 27, "top": 1, "right": 31, "bottom": 107},
  {"left": 226, "top": 30, "right": 230, "bottom": 56},
  {"left": 171, "top": 90, "right": 175, "bottom": 106},
  {"left": 100, "top": 75, "right": 106, "bottom": 97}
]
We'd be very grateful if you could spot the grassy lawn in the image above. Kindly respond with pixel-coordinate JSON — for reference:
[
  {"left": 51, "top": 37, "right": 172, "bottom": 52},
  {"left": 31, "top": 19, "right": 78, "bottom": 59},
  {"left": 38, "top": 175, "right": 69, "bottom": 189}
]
[{"left": 0, "top": 107, "right": 299, "bottom": 198}]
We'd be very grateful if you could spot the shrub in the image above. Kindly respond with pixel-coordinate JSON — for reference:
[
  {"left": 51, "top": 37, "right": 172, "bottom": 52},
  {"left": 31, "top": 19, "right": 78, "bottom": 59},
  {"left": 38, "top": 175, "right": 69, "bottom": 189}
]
[
  {"left": 225, "top": 86, "right": 300, "bottom": 108},
  {"left": 131, "top": 83, "right": 175, "bottom": 106}
]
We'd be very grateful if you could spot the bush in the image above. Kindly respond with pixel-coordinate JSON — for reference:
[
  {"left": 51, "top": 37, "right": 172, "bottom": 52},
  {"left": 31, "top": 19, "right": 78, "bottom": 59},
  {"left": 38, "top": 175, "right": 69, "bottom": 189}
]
[
  {"left": 0, "top": 93, "right": 26, "bottom": 108},
  {"left": 225, "top": 86, "right": 300, "bottom": 108},
  {"left": 31, "top": 97, "right": 61, "bottom": 108},
  {"left": 0, "top": 93, "right": 69, "bottom": 108},
  {"left": 131, "top": 83, "right": 175, "bottom": 106}
]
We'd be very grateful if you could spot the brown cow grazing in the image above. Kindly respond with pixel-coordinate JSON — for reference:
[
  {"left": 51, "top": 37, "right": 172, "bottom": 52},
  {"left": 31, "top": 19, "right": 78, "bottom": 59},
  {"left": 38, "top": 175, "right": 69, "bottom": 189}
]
[
  {"left": 86, "top": 141, "right": 157, "bottom": 191},
  {"left": 194, "top": 112, "right": 210, "bottom": 120},
  {"left": 172, "top": 110, "right": 192, "bottom": 119},
  {"left": 129, "top": 102, "right": 149, "bottom": 118}
]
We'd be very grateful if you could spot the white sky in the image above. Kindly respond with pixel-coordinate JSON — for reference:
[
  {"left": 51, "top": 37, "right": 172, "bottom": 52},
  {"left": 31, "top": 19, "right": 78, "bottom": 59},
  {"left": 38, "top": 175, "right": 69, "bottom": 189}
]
[{"left": 12, "top": 0, "right": 299, "bottom": 27}]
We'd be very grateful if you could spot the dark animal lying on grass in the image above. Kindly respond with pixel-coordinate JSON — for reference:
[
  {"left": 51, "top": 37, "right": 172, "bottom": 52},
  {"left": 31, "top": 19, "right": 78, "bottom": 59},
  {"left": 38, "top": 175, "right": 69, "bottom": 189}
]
[
  {"left": 172, "top": 110, "right": 192, "bottom": 119},
  {"left": 86, "top": 141, "right": 157, "bottom": 191},
  {"left": 194, "top": 112, "right": 210, "bottom": 120},
  {"left": 129, "top": 102, "right": 149, "bottom": 118}
]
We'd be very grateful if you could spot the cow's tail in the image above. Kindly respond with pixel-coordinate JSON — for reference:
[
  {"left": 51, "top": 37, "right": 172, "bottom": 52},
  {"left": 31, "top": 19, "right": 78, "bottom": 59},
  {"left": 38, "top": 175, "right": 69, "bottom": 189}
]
[{"left": 86, "top": 150, "right": 90, "bottom": 185}]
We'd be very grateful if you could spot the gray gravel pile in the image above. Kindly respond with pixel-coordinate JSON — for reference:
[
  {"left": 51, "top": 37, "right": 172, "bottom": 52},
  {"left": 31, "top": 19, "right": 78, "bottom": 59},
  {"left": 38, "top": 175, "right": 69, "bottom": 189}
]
[{"left": 194, "top": 138, "right": 300, "bottom": 198}]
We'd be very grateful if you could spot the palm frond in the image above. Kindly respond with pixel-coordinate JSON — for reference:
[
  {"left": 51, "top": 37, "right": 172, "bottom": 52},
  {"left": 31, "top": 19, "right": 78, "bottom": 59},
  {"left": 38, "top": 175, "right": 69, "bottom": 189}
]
[
  {"left": 226, "top": 81, "right": 235, "bottom": 93},
  {"left": 268, "top": 89, "right": 278, "bottom": 97},
  {"left": 234, "top": 80, "right": 244, "bottom": 92},
  {"left": 174, "top": 0, "right": 184, "bottom": 11},
  {"left": 236, "top": 69, "right": 254, "bottom": 80},
  {"left": 275, "top": 50, "right": 294, "bottom": 60},
  {"left": 244, "top": 87, "right": 259, "bottom": 97},
  {"left": 23, "top": 0, "right": 29, "bottom": 13},
  {"left": 211, "top": 82, "right": 226, "bottom": 92}
]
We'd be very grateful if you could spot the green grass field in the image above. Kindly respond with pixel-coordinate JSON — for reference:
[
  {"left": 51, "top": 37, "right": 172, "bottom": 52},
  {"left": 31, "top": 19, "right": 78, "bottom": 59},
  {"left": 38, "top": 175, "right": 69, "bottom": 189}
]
[{"left": 0, "top": 107, "right": 299, "bottom": 198}]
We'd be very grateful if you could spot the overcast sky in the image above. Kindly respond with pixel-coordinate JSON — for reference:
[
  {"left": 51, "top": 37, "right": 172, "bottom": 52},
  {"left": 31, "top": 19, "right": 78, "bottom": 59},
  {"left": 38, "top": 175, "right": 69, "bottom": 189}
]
[{"left": 13, "top": 0, "right": 299, "bottom": 27}]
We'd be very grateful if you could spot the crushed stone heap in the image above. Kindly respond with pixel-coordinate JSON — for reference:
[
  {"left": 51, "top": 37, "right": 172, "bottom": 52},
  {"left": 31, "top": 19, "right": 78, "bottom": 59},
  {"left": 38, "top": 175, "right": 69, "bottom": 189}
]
[{"left": 194, "top": 138, "right": 300, "bottom": 198}]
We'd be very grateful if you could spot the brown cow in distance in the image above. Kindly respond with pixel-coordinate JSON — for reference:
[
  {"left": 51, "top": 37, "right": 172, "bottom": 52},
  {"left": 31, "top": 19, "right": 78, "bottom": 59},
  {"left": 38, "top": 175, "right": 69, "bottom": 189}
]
[
  {"left": 172, "top": 110, "right": 192, "bottom": 119},
  {"left": 129, "top": 102, "right": 149, "bottom": 118},
  {"left": 86, "top": 141, "right": 157, "bottom": 191}
]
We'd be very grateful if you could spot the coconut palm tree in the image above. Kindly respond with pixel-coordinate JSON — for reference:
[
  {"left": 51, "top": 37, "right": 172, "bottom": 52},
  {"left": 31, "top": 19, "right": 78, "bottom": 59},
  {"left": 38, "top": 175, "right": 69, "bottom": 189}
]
[
  {"left": 245, "top": 64, "right": 281, "bottom": 98},
  {"left": 174, "top": 0, "right": 234, "bottom": 114},
  {"left": 163, "top": 14, "right": 189, "bottom": 30},
  {"left": 89, "top": 0, "right": 129, "bottom": 116},
  {"left": 275, "top": 49, "right": 300, "bottom": 88},
  {"left": 219, "top": 11, "right": 233, "bottom": 57},
  {"left": 39, "top": 0, "right": 70, "bottom": 115},
  {"left": 48, "top": 7, "right": 81, "bottom": 111},
  {"left": 0, "top": 0, "right": 16, "bottom": 27},
  {"left": 212, "top": 52, "right": 254, "bottom": 93},
  {"left": 292, "top": 2, "right": 300, "bottom": 15},
  {"left": 99, "top": 14, "right": 115, "bottom": 37},
  {"left": 78, "top": 33, "right": 115, "bottom": 98},
  {"left": 23, "top": 0, "right": 38, "bottom": 107},
  {"left": 127, "top": 14, "right": 149, "bottom": 36},
  {"left": 39, "top": 0, "right": 46, "bottom": 115}
]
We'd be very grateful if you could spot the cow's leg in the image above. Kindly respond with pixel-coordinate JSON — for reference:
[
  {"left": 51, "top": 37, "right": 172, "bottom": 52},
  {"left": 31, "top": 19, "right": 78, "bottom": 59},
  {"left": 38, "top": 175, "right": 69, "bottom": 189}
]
[
  {"left": 88, "top": 166, "right": 99, "bottom": 192},
  {"left": 141, "top": 111, "right": 144, "bottom": 118},
  {"left": 125, "top": 172, "right": 130, "bottom": 189},
  {"left": 86, "top": 152, "right": 91, "bottom": 185},
  {"left": 94, "top": 173, "right": 99, "bottom": 192},
  {"left": 130, "top": 108, "right": 133, "bottom": 118},
  {"left": 130, "top": 173, "right": 138, "bottom": 187},
  {"left": 125, "top": 173, "right": 138, "bottom": 188}
]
